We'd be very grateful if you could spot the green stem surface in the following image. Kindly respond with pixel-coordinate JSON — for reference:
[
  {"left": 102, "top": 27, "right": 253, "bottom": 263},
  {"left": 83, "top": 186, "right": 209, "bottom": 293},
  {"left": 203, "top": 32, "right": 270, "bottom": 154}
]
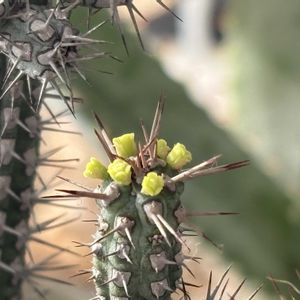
[{"left": 0, "top": 54, "right": 41, "bottom": 299}]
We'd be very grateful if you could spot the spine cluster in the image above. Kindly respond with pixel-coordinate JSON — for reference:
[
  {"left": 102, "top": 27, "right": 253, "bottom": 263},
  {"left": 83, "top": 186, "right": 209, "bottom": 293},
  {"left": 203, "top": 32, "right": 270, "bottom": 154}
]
[{"left": 0, "top": 1, "right": 106, "bottom": 114}]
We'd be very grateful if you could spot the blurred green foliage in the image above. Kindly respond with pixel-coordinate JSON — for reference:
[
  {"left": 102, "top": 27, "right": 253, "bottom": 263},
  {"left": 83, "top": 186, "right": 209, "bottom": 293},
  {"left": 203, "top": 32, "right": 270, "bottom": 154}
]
[
  {"left": 68, "top": 6, "right": 300, "bottom": 296},
  {"left": 227, "top": 0, "right": 300, "bottom": 203}
]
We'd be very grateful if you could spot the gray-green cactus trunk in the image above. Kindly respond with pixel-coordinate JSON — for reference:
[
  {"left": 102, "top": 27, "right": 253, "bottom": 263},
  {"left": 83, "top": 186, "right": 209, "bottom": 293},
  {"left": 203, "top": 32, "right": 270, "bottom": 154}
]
[
  {"left": 0, "top": 53, "right": 41, "bottom": 299},
  {"left": 0, "top": 0, "right": 54, "bottom": 298}
]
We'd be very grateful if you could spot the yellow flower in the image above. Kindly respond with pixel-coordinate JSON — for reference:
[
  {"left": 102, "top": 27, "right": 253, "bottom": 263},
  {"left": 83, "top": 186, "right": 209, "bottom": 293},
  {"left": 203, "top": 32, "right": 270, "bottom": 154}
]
[
  {"left": 141, "top": 172, "right": 164, "bottom": 196},
  {"left": 112, "top": 133, "right": 137, "bottom": 158},
  {"left": 107, "top": 158, "right": 132, "bottom": 185},
  {"left": 83, "top": 157, "right": 109, "bottom": 180},
  {"left": 166, "top": 143, "right": 192, "bottom": 170},
  {"left": 156, "top": 139, "right": 170, "bottom": 159}
]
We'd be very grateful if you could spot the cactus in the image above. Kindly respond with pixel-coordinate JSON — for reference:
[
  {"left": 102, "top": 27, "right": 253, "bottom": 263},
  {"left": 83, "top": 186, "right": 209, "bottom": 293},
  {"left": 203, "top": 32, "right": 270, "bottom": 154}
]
[{"left": 56, "top": 100, "right": 253, "bottom": 300}]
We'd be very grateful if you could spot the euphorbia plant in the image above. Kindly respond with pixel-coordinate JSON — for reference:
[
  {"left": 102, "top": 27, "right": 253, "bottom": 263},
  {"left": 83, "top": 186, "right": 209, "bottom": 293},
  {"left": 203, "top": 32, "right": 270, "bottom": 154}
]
[{"left": 56, "top": 100, "right": 254, "bottom": 300}]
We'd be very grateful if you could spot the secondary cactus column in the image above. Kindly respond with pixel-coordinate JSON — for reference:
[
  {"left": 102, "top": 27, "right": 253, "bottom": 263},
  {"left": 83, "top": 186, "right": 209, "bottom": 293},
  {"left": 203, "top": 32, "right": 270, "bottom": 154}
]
[
  {"left": 0, "top": 52, "right": 42, "bottom": 299},
  {"left": 0, "top": 1, "right": 73, "bottom": 299}
]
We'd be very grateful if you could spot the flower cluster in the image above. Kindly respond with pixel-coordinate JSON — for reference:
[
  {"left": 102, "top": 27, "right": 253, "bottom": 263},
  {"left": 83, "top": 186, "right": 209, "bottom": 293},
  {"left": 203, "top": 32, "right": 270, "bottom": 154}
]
[{"left": 83, "top": 133, "right": 192, "bottom": 196}]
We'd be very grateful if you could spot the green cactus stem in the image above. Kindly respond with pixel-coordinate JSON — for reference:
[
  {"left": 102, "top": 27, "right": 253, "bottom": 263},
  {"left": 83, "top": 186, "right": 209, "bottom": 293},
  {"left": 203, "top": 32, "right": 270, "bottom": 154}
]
[
  {"left": 57, "top": 100, "right": 250, "bottom": 300},
  {"left": 0, "top": 58, "right": 83, "bottom": 300},
  {"left": 0, "top": 53, "right": 41, "bottom": 299}
]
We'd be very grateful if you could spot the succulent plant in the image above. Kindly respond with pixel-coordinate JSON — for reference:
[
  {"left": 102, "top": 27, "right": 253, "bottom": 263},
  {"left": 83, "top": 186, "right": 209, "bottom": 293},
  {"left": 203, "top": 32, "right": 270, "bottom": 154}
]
[{"left": 56, "top": 100, "right": 250, "bottom": 300}]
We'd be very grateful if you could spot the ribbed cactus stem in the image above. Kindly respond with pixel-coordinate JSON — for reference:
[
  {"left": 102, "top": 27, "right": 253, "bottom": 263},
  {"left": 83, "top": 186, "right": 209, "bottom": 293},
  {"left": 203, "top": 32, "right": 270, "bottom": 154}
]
[
  {"left": 0, "top": 53, "right": 42, "bottom": 299},
  {"left": 60, "top": 103, "right": 249, "bottom": 299},
  {"left": 92, "top": 180, "right": 184, "bottom": 300},
  {"left": 0, "top": 1, "right": 63, "bottom": 298}
]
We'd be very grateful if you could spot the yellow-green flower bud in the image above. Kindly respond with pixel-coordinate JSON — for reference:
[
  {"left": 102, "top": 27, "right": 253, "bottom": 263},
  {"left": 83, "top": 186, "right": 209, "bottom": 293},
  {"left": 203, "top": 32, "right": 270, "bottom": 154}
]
[
  {"left": 112, "top": 133, "right": 137, "bottom": 158},
  {"left": 83, "top": 157, "right": 109, "bottom": 180},
  {"left": 156, "top": 139, "right": 170, "bottom": 159},
  {"left": 166, "top": 143, "right": 192, "bottom": 170},
  {"left": 141, "top": 172, "right": 164, "bottom": 196},
  {"left": 107, "top": 158, "right": 132, "bottom": 185}
]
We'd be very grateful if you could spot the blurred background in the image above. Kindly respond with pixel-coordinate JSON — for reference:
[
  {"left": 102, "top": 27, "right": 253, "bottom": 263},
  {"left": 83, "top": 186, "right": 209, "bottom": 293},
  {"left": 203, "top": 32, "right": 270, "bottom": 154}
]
[{"left": 25, "top": 0, "right": 300, "bottom": 299}]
